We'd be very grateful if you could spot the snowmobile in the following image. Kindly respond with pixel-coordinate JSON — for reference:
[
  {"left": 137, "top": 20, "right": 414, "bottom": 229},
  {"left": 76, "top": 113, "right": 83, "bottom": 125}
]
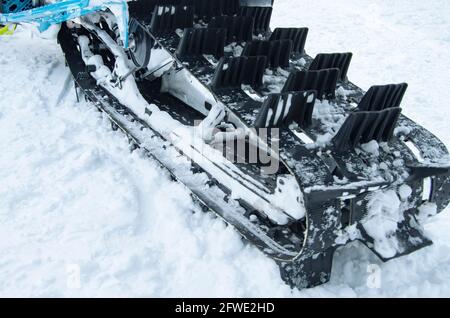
[{"left": 2, "top": 0, "right": 450, "bottom": 289}]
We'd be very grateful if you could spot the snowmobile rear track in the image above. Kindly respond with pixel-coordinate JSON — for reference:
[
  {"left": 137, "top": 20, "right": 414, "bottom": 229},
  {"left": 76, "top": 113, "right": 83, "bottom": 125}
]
[{"left": 57, "top": 0, "right": 450, "bottom": 289}]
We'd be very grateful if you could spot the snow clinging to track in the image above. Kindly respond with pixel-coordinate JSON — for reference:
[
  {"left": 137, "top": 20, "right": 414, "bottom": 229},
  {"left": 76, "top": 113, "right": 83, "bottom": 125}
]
[{"left": 1, "top": 0, "right": 450, "bottom": 297}]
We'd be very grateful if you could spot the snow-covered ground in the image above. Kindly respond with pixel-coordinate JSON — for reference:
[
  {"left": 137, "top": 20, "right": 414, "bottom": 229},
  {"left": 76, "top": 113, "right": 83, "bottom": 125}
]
[{"left": 1, "top": 0, "right": 450, "bottom": 297}]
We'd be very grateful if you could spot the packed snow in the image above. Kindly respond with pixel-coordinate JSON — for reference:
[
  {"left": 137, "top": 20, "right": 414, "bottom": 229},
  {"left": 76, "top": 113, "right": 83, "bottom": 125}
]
[
  {"left": 1, "top": 0, "right": 450, "bottom": 297},
  {"left": 362, "top": 189, "right": 404, "bottom": 259}
]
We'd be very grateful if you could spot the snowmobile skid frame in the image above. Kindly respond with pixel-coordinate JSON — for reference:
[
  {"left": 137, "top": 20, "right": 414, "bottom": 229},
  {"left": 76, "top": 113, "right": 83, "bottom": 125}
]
[{"left": 3, "top": 0, "right": 450, "bottom": 289}]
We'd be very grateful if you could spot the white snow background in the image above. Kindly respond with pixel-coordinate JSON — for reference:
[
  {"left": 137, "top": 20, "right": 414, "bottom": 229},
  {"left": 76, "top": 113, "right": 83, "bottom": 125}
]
[{"left": 1, "top": 0, "right": 450, "bottom": 297}]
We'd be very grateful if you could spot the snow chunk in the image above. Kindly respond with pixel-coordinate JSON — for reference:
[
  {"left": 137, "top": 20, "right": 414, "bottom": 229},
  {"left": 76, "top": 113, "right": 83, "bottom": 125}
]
[
  {"left": 272, "top": 175, "right": 306, "bottom": 220},
  {"left": 398, "top": 184, "right": 413, "bottom": 201},
  {"left": 336, "top": 86, "right": 354, "bottom": 98},
  {"left": 362, "top": 190, "right": 403, "bottom": 258},
  {"left": 417, "top": 202, "right": 438, "bottom": 224},
  {"left": 335, "top": 224, "right": 361, "bottom": 245},
  {"left": 394, "top": 125, "right": 411, "bottom": 137},
  {"left": 361, "top": 140, "right": 380, "bottom": 157}
]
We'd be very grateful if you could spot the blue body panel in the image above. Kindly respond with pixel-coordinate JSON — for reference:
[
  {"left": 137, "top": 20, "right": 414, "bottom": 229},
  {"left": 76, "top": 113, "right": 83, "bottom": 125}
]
[{"left": 0, "top": 0, "right": 129, "bottom": 47}]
